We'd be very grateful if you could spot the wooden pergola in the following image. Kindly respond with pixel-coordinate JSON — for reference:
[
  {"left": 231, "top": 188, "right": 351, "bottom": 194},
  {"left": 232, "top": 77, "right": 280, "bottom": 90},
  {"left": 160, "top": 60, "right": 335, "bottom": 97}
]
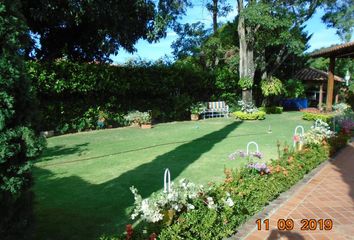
[
  {"left": 296, "top": 67, "right": 344, "bottom": 107},
  {"left": 310, "top": 41, "right": 354, "bottom": 110}
]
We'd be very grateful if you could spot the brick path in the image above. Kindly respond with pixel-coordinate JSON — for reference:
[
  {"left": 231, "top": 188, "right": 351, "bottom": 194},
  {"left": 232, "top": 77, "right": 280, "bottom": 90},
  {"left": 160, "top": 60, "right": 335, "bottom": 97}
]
[{"left": 242, "top": 143, "right": 354, "bottom": 240}]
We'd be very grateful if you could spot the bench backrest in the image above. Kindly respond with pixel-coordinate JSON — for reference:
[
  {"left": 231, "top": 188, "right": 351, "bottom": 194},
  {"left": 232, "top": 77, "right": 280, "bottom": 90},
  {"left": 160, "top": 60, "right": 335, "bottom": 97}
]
[{"left": 208, "top": 101, "right": 227, "bottom": 109}]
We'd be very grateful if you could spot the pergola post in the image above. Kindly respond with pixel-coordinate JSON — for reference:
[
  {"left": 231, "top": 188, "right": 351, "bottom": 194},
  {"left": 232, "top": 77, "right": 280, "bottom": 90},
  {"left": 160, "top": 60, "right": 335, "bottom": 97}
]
[
  {"left": 318, "top": 83, "right": 323, "bottom": 108},
  {"left": 326, "top": 57, "right": 335, "bottom": 111}
]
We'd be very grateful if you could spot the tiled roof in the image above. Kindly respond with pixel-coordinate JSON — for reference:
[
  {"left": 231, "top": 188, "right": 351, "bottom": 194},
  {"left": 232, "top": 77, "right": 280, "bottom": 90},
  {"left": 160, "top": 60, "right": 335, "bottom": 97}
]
[
  {"left": 310, "top": 41, "right": 354, "bottom": 58},
  {"left": 295, "top": 67, "right": 344, "bottom": 82}
]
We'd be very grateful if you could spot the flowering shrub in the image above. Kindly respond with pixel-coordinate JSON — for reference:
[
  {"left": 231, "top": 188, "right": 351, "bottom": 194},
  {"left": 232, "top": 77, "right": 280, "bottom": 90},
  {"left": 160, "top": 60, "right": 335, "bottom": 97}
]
[
  {"left": 247, "top": 162, "right": 270, "bottom": 174},
  {"left": 304, "top": 120, "right": 334, "bottom": 145},
  {"left": 237, "top": 100, "right": 258, "bottom": 113},
  {"left": 130, "top": 179, "right": 204, "bottom": 224},
  {"left": 332, "top": 103, "right": 350, "bottom": 113},
  {"left": 339, "top": 119, "right": 354, "bottom": 134},
  {"left": 124, "top": 111, "right": 151, "bottom": 126}
]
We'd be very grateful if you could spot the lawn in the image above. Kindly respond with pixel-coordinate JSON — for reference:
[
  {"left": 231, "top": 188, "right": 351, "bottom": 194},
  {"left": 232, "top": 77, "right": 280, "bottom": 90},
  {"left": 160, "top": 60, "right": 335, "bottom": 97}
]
[{"left": 33, "top": 112, "right": 311, "bottom": 240}]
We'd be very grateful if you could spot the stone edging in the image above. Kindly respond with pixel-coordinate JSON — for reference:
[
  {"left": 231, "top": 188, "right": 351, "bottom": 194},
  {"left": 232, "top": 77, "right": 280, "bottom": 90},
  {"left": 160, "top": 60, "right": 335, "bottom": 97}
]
[{"left": 224, "top": 143, "right": 349, "bottom": 240}]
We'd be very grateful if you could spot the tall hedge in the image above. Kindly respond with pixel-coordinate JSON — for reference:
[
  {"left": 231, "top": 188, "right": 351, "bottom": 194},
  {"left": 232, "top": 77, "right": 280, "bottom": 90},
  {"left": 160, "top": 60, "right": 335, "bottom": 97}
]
[
  {"left": 0, "top": 1, "right": 44, "bottom": 239},
  {"left": 28, "top": 61, "right": 215, "bottom": 132}
]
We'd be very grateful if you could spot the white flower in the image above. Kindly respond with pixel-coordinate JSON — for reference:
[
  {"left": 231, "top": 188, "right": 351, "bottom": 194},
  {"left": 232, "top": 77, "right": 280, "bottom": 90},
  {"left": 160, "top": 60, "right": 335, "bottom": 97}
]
[
  {"left": 207, "top": 196, "right": 216, "bottom": 209},
  {"left": 187, "top": 204, "right": 195, "bottom": 210},
  {"left": 224, "top": 197, "right": 234, "bottom": 207}
]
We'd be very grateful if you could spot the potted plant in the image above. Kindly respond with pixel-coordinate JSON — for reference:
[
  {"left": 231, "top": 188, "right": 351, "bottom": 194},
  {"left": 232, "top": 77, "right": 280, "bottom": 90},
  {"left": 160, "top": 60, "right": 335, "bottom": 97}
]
[
  {"left": 97, "top": 110, "right": 108, "bottom": 129},
  {"left": 140, "top": 111, "right": 152, "bottom": 129},
  {"left": 124, "top": 111, "right": 142, "bottom": 127},
  {"left": 189, "top": 102, "right": 205, "bottom": 121}
]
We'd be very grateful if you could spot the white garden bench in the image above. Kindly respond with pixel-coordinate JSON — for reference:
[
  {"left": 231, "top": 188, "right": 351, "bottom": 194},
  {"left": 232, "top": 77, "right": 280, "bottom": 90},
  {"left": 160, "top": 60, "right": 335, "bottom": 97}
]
[{"left": 202, "top": 101, "right": 229, "bottom": 119}]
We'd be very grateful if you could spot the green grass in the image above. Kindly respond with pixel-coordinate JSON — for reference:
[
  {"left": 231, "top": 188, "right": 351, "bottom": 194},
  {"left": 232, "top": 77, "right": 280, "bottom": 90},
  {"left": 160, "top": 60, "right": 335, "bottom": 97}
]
[{"left": 33, "top": 112, "right": 312, "bottom": 240}]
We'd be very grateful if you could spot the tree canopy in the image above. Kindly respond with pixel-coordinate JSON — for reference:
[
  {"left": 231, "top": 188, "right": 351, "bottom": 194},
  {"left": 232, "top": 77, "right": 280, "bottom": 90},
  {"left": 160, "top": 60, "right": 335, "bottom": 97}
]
[
  {"left": 322, "top": 0, "right": 354, "bottom": 42},
  {"left": 21, "top": 0, "right": 191, "bottom": 62}
]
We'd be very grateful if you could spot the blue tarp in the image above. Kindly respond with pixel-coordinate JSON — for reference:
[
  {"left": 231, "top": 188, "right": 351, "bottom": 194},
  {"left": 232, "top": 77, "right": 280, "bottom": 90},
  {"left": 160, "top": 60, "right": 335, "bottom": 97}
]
[{"left": 282, "top": 98, "right": 308, "bottom": 110}]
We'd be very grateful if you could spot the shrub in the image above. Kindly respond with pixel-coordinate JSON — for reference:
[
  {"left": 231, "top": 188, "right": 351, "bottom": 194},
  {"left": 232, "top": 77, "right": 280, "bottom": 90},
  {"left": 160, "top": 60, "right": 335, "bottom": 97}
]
[
  {"left": 258, "top": 106, "right": 283, "bottom": 114},
  {"left": 304, "top": 120, "right": 334, "bottom": 145},
  {"left": 237, "top": 100, "right": 258, "bottom": 113},
  {"left": 189, "top": 102, "right": 206, "bottom": 115},
  {"left": 0, "top": 2, "right": 45, "bottom": 239},
  {"left": 283, "top": 79, "right": 305, "bottom": 98},
  {"left": 124, "top": 111, "right": 152, "bottom": 126},
  {"left": 332, "top": 103, "right": 350, "bottom": 113},
  {"left": 302, "top": 112, "right": 334, "bottom": 123},
  {"left": 27, "top": 60, "right": 213, "bottom": 132},
  {"left": 233, "top": 111, "right": 266, "bottom": 120},
  {"left": 152, "top": 143, "right": 332, "bottom": 239}
]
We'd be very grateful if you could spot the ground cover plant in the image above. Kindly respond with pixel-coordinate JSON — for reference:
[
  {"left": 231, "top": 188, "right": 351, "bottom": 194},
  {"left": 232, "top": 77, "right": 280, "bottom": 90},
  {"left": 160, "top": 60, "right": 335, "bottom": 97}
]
[
  {"left": 233, "top": 101, "right": 266, "bottom": 120},
  {"left": 33, "top": 112, "right": 312, "bottom": 239}
]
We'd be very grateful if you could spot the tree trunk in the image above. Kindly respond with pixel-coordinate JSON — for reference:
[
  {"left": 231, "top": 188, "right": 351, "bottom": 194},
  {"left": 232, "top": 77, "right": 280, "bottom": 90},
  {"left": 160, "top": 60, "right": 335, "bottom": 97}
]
[
  {"left": 237, "top": 0, "right": 255, "bottom": 103},
  {"left": 212, "top": 0, "right": 218, "bottom": 34}
]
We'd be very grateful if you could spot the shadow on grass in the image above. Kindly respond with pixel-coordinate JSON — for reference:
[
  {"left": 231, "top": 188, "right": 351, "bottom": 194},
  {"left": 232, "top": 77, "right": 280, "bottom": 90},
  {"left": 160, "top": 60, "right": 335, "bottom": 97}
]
[
  {"left": 36, "top": 143, "right": 89, "bottom": 163},
  {"left": 34, "top": 122, "right": 240, "bottom": 240}
]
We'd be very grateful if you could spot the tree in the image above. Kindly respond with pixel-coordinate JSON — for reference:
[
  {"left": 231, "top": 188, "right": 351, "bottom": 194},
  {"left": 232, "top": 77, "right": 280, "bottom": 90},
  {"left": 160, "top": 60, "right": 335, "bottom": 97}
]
[
  {"left": 206, "top": 0, "right": 232, "bottom": 34},
  {"left": 236, "top": 0, "right": 322, "bottom": 102},
  {"left": 0, "top": 1, "right": 44, "bottom": 238},
  {"left": 21, "top": 0, "right": 191, "bottom": 62},
  {"left": 322, "top": 0, "right": 354, "bottom": 42},
  {"left": 171, "top": 22, "right": 209, "bottom": 59}
]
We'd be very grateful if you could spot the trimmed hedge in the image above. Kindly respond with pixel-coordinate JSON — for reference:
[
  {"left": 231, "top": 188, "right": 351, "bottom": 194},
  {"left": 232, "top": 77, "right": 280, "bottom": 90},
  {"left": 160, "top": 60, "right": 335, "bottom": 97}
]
[
  {"left": 28, "top": 61, "right": 214, "bottom": 133},
  {"left": 302, "top": 112, "right": 334, "bottom": 123},
  {"left": 233, "top": 111, "right": 266, "bottom": 120},
  {"left": 258, "top": 106, "right": 283, "bottom": 114}
]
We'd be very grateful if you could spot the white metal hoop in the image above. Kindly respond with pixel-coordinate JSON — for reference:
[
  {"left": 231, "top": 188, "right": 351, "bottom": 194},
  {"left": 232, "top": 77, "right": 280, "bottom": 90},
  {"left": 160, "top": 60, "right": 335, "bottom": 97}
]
[
  {"left": 293, "top": 125, "right": 304, "bottom": 147},
  {"left": 164, "top": 168, "right": 171, "bottom": 193},
  {"left": 246, "top": 141, "right": 259, "bottom": 155}
]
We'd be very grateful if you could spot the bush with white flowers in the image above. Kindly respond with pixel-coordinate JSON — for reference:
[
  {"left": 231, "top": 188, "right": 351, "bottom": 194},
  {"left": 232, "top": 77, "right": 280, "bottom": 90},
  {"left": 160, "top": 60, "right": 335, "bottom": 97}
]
[
  {"left": 130, "top": 179, "right": 204, "bottom": 223},
  {"left": 304, "top": 120, "right": 334, "bottom": 145}
]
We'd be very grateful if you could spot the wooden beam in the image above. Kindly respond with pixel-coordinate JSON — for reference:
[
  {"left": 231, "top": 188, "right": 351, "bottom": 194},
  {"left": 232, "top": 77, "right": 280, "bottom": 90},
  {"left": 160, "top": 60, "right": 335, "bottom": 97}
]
[
  {"left": 326, "top": 57, "right": 335, "bottom": 111},
  {"left": 319, "top": 83, "right": 323, "bottom": 109}
]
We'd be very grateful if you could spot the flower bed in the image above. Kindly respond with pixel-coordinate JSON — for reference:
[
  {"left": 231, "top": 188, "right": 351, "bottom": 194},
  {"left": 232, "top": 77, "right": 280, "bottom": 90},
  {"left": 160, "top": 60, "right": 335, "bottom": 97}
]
[
  {"left": 233, "top": 111, "right": 266, "bottom": 120},
  {"left": 302, "top": 112, "right": 334, "bottom": 123},
  {"left": 105, "top": 121, "right": 350, "bottom": 240}
]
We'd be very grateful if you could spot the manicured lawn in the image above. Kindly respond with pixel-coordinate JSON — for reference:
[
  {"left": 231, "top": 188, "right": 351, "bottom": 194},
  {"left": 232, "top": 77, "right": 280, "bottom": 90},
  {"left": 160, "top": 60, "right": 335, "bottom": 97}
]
[{"left": 33, "top": 112, "right": 311, "bottom": 239}]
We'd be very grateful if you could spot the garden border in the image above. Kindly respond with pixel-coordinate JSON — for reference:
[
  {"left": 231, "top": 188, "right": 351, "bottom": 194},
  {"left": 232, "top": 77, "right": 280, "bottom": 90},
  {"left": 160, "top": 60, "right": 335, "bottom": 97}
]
[{"left": 225, "top": 143, "right": 349, "bottom": 240}]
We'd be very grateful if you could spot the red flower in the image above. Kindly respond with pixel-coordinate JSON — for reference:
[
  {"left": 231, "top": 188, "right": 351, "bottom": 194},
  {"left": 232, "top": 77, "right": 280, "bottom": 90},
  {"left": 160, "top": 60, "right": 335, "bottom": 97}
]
[
  {"left": 293, "top": 135, "right": 300, "bottom": 142},
  {"left": 126, "top": 224, "right": 133, "bottom": 240},
  {"left": 149, "top": 233, "right": 157, "bottom": 240}
]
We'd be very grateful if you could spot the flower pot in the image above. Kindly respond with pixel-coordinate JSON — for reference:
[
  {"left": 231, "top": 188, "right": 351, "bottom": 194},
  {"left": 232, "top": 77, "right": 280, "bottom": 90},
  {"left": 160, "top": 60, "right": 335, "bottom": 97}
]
[
  {"left": 141, "top": 124, "right": 152, "bottom": 129},
  {"left": 191, "top": 114, "right": 199, "bottom": 121}
]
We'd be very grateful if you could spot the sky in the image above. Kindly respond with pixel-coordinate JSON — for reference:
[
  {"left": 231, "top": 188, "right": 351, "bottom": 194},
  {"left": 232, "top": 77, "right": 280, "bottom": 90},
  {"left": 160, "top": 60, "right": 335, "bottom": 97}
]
[{"left": 111, "top": 2, "right": 348, "bottom": 64}]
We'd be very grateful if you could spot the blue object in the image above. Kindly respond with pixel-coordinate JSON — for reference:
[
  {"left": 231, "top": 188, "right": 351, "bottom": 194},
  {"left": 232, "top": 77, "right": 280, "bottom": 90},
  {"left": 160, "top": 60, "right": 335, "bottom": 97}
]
[
  {"left": 97, "top": 121, "right": 105, "bottom": 128},
  {"left": 282, "top": 98, "right": 308, "bottom": 110}
]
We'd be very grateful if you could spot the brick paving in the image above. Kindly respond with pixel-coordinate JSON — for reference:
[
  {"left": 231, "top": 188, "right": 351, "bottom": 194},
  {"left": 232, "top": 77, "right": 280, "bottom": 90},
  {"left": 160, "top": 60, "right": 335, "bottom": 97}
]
[{"left": 237, "top": 143, "right": 354, "bottom": 240}]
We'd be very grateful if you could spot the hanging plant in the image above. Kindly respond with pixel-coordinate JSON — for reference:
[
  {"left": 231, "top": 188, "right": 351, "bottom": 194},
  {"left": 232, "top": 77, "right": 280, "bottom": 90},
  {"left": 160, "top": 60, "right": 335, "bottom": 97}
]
[
  {"left": 261, "top": 76, "right": 283, "bottom": 97},
  {"left": 238, "top": 76, "right": 253, "bottom": 89}
]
